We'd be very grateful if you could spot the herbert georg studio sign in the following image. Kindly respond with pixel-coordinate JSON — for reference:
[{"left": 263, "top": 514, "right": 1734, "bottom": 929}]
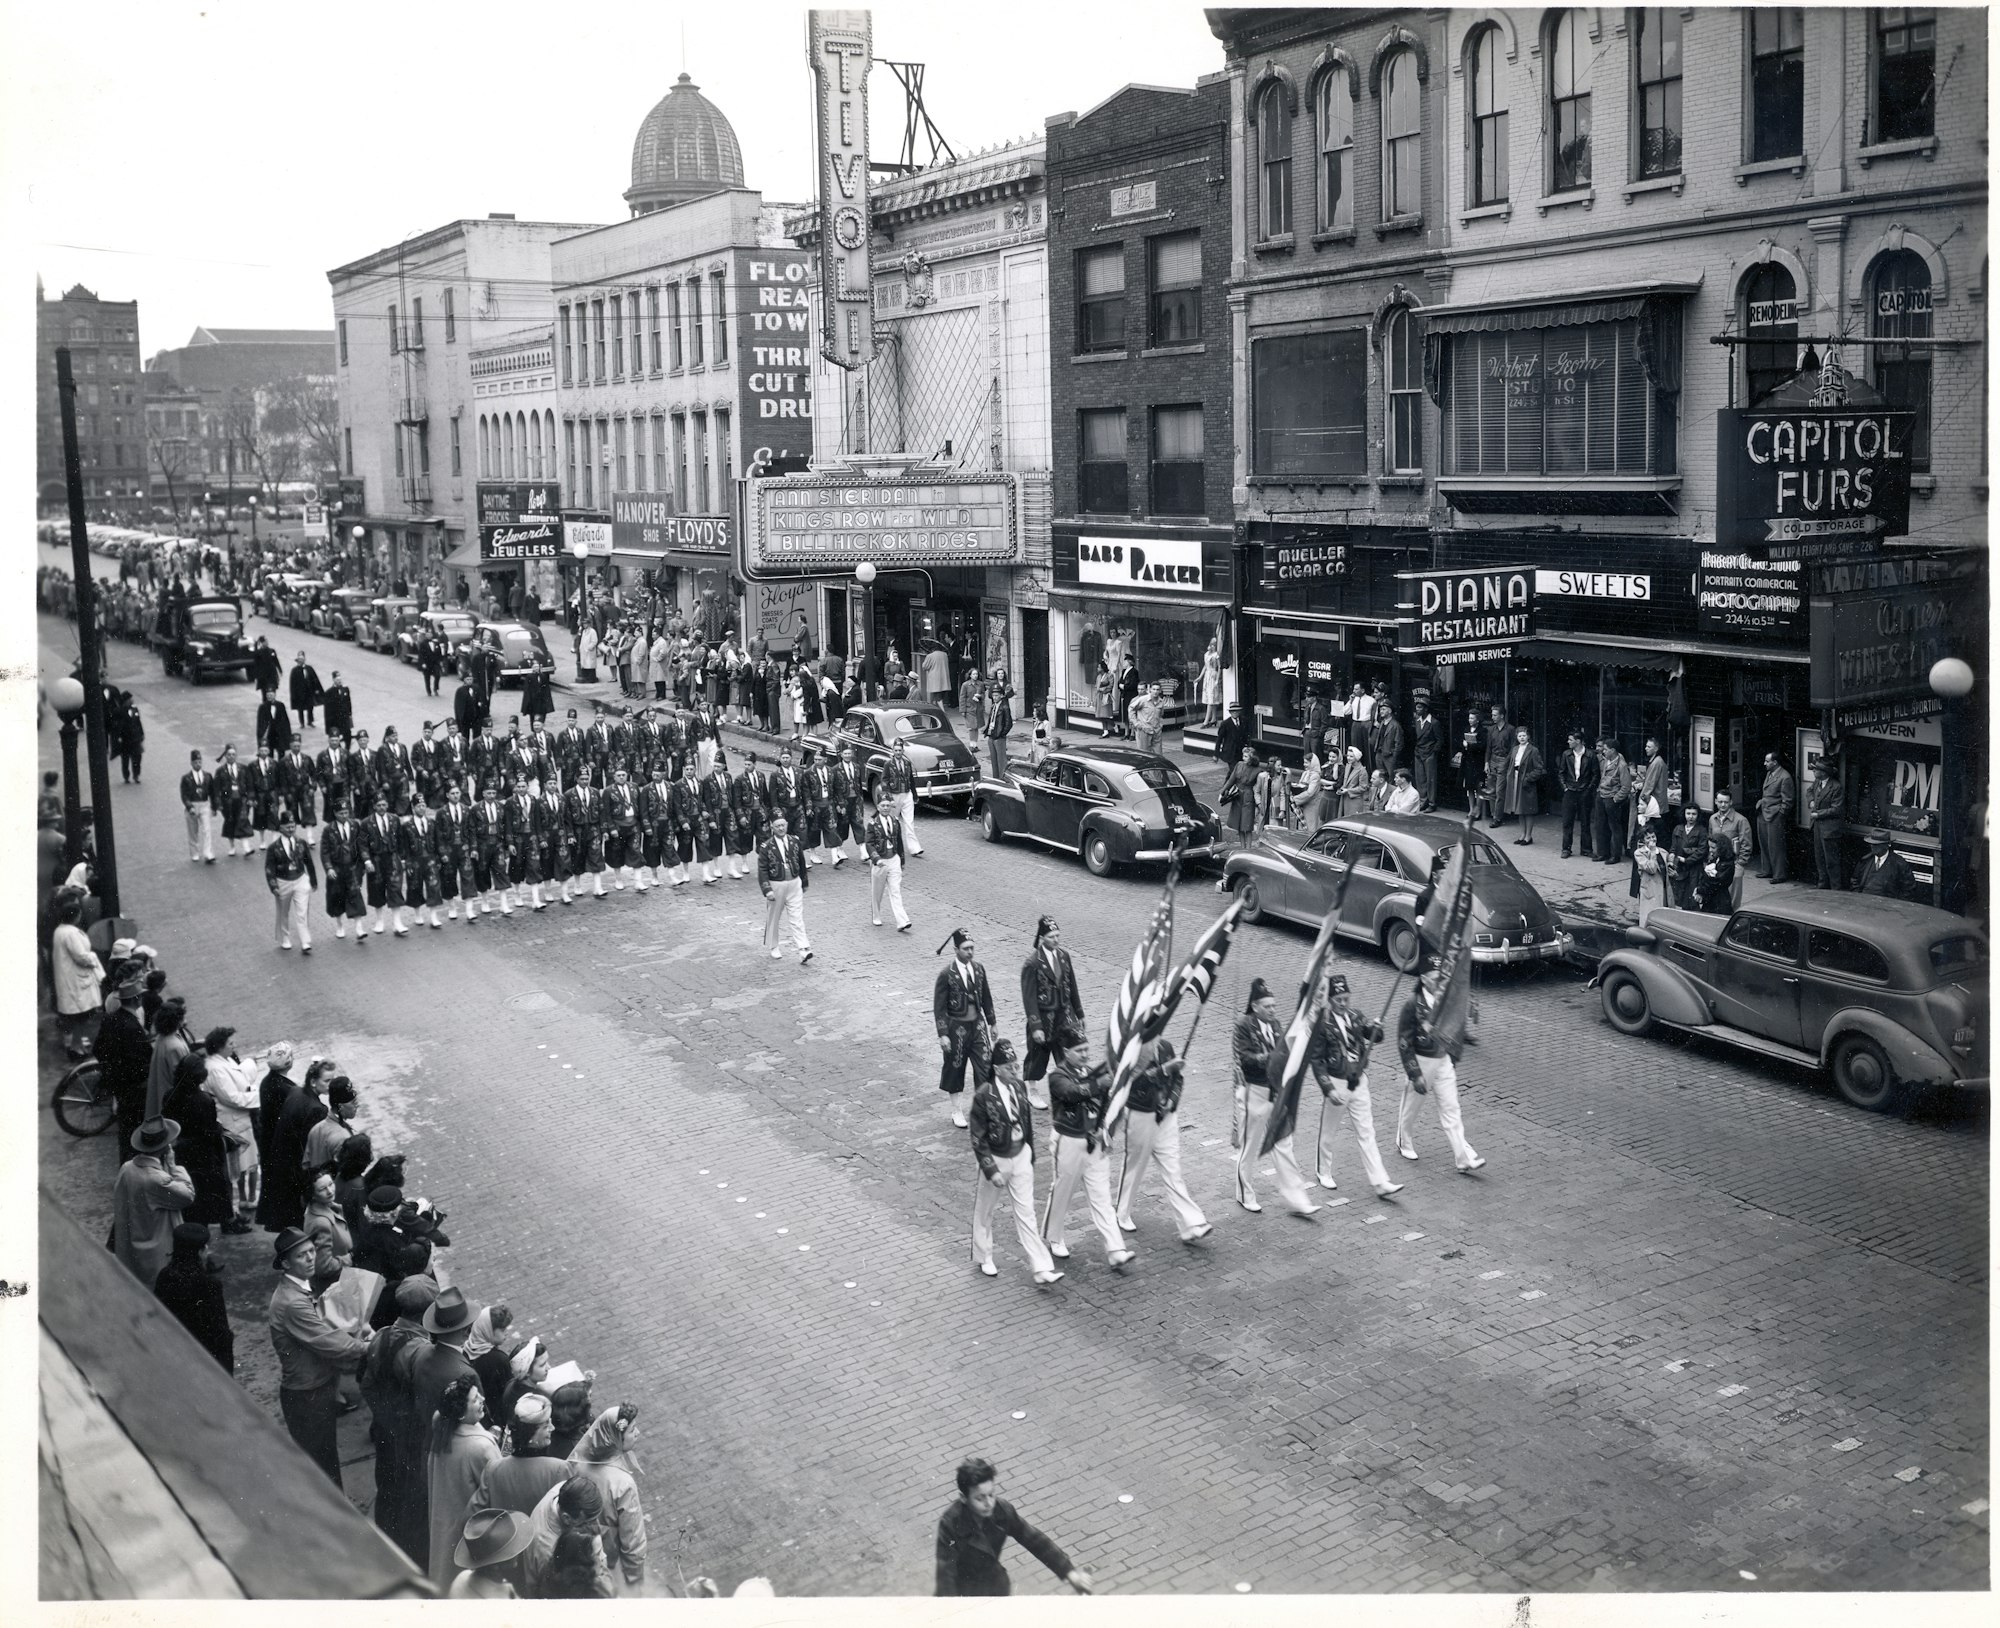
[
  {"left": 1396, "top": 565, "right": 1535, "bottom": 655},
  {"left": 1076, "top": 535, "right": 1205, "bottom": 593}
]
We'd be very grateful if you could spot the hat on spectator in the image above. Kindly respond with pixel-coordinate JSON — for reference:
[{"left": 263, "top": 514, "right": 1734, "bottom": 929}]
[
  {"left": 512, "top": 1390, "right": 552, "bottom": 1428},
  {"left": 455, "top": 1509, "right": 535, "bottom": 1571},
  {"left": 270, "top": 1226, "right": 312, "bottom": 1270},
  {"left": 132, "top": 1117, "right": 180, "bottom": 1155},
  {"left": 423, "top": 1286, "right": 475, "bottom": 1334},
  {"left": 366, "top": 1184, "right": 404, "bottom": 1214}
]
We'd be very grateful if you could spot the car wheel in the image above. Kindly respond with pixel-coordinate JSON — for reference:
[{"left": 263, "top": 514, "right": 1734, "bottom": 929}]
[
  {"left": 980, "top": 804, "right": 1004, "bottom": 843},
  {"left": 1082, "top": 833, "right": 1114, "bottom": 877},
  {"left": 867, "top": 775, "right": 884, "bottom": 806},
  {"left": 1234, "top": 874, "right": 1263, "bottom": 924},
  {"left": 1600, "top": 968, "right": 1652, "bottom": 1036},
  {"left": 1382, "top": 917, "right": 1421, "bottom": 972},
  {"left": 1830, "top": 1034, "right": 1899, "bottom": 1113}
]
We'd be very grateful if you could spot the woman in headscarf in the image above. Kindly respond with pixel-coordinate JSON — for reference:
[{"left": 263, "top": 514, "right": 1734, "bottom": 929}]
[
  {"left": 468, "top": 1304, "right": 525, "bottom": 1427},
  {"left": 495, "top": 1334, "right": 552, "bottom": 1432},
  {"left": 1294, "top": 753, "right": 1323, "bottom": 832},
  {"left": 428, "top": 1375, "right": 502, "bottom": 1591},
  {"left": 159, "top": 1052, "right": 235, "bottom": 1227},
  {"left": 333, "top": 1133, "right": 376, "bottom": 1232},
  {"left": 566, "top": 1404, "right": 647, "bottom": 1590}
]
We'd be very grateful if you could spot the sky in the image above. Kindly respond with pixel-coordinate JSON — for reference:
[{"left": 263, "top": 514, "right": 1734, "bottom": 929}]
[{"left": 7, "top": 0, "right": 1228, "bottom": 358}]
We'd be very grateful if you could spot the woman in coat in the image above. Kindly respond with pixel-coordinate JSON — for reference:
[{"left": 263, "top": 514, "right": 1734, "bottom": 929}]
[
  {"left": 1334, "top": 747, "right": 1370, "bottom": 820},
  {"left": 429, "top": 1376, "right": 502, "bottom": 1591},
  {"left": 1093, "top": 660, "right": 1115, "bottom": 735},
  {"left": 728, "top": 649, "right": 751, "bottom": 722},
  {"left": 1630, "top": 827, "right": 1673, "bottom": 927},
  {"left": 566, "top": 1405, "right": 648, "bottom": 1591},
  {"left": 797, "top": 661, "right": 825, "bottom": 741},
  {"left": 1455, "top": 711, "right": 1487, "bottom": 817},
  {"left": 648, "top": 629, "right": 671, "bottom": 701},
  {"left": 1697, "top": 834, "right": 1737, "bottom": 914},
  {"left": 1295, "top": 753, "right": 1323, "bottom": 830},
  {"left": 1220, "top": 749, "right": 1260, "bottom": 847},
  {"left": 153, "top": 1221, "right": 234, "bottom": 1373},
  {"left": 1667, "top": 806, "right": 1710, "bottom": 909},
  {"left": 1500, "top": 731, "right": 1545, "bottom": 842},
  {"left": 50, "top": 894, "right": 103, "bottom": 1057},
  {"left": 576, "top": 621, "right": 599, "bottom": 684},
  {"left": 332, "top": 1133, "right": 375, "bottom": 1232},
  {"left": 520, "top": 654, "right": 555, "bottom": 727},
  {"left": 302, "top": 1169, "right": 354, "bottom": 1284},
  {"left": 159, "top": 1052, "right": 236, "bottom": 1227}
]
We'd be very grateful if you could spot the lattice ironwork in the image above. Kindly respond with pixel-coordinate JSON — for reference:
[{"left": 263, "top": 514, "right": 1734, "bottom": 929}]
[{"left": 837, "top": 306, "right": 993, "bottom": 471}]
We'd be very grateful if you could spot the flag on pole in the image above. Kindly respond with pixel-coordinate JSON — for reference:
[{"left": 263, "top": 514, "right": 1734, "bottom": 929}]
[
  {"left": 1258, "top": 858, "right": 1354, "bottom": 1156},
  {"left": 1100, "top": 855, "right": 1180, "bottom": 1139},
  {"left": 1421, "top": 816, "right": 1480, "bottom": 1052},
  {"left": 1157, "top": 893, "right": 1246, "bottom": 1030}
]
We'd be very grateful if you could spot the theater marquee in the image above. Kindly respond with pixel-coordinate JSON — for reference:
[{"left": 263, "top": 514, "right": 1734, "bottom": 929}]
[{"left": 747, "top": 472, "right": 1020, "bottom": 573}]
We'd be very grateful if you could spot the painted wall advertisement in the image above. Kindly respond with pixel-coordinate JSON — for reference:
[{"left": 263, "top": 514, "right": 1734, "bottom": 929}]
[
  {"left": 737, "top": 247, "right": 814, "bottom": 469},
  {"left": 1713, "top": 407, "right": 1913, "bottom": 559},
  {"left": 1395, "top": 565, "right": 1535, "bottom": 662}
]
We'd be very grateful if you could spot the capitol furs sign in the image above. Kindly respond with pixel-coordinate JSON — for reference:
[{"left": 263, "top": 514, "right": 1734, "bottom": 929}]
[
  {"left": 1714, "top": 407, "right": 1913, "bottom": 557},
  {"left": 1076, "top": 535, "right": 1205, "bottom": 593},
  {"left": 808, "top": 10, "right": 875, "bottom": 371},
  {"left": 1396, "top": 565, "right": 1535, "bottom": 655}
]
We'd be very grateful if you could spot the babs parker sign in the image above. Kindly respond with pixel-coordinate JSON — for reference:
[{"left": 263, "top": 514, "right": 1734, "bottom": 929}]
[{"left": 1714, "top": 407, "right": 1913, "bottom": 559}]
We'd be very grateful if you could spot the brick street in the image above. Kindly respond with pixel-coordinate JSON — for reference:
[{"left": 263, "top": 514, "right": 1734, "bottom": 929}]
[{"left": 39, "top": 602, "right": 1990, "bottom": 1596}]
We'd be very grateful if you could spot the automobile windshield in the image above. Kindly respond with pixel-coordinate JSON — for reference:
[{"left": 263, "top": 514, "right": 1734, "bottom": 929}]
[
  {"left": 1126, "top": 763, "right": 1189, "bottom": 791},
  {"left": 1929, "top": 935, "right": 1988, "bottom": 977},
  {"left": 889, "top": 711, "right": 947, "bottom": 737},
  {"left": 187, "top": 606, "right": 238, "bottom": 632},
  {"left": 1439, "top": 839, "right": 1508, "bottom": 866}
]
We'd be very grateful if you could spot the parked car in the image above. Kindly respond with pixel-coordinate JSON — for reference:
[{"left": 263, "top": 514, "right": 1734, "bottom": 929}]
[
  {"left": 355, "top": 596, "right": 418, "bottom": 653},
  {"left": 152, "top": 595, "right": 254, "bottom": 684},
  {"left": 836, "top": 702, "right": 983, "bottom": 815},
  {"left": 397, "top": 607, "right": 478, "bottom": 665},
  {"left": 1596, "top": 892, "right": 1988, "bottom": 1111},
  {"left": 972, "top": 743, "right": 1222, "bottom": 877},
  {"left": 1220, "top": 815, "right": 1571, "bottom": 972},
  {"left": 285, "top": 581, "right": 332, "bottom": 630},
  {"left": 312, "top": 586, "right": 375, "bottom": 640},
  {"left": 458, "top": 619, "right": 553, "bottom": 685},
  {"left": 255, "top": 572, "right": 317, "bottom": 621}
]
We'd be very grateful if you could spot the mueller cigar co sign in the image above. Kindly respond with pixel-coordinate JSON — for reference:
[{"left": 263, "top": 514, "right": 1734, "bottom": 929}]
[
  {"left": 1396, "top": 565, "right": 1535, "bottom": 660},
  {"left": 1714, "top": 407, "right": 1913, "bottom": 559},
  {"left": 747, "top": 471, "right": 1020, "bottom": 572},
  {"left": 808, "top": 10, "right": 876, "bottom": 371}
]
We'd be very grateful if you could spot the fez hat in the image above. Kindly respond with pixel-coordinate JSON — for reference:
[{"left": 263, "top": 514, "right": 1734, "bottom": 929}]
[
  {"left": 1326, "top": 973, "right": 1350, "bottom": 997},
  {"left": 936, "top": 927, "right": 971, "bottom": 956},
  {"left": 1246, "top": 977, "right": 1273, "bottom": 1009},
  {"left": 1034, "top": 915, "right": 1055, "bottom": 941}
]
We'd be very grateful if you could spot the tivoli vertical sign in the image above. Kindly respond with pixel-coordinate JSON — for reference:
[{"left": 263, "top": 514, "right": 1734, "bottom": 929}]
[{"left": 808, "top": 10, "right": 876, "bottom": 372}]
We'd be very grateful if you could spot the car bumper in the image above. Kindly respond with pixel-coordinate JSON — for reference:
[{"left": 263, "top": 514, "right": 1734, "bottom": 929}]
[
  {"left": 915, "top": 775, "right": 978, "bottom": 800},
  {"left": 1135, "top": 839, "right": 1223, "bottom": 862},
  {"left": 1470, "top": 932, "right": 1572, "bottom": 965}
]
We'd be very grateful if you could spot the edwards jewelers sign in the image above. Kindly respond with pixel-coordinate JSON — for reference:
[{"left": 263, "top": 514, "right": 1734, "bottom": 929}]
[
  {"left": 748, "top": 473, "right": 1019, "bottom": 573},
  {"left": 1714, "top": 408, "right": 1913, "bottom": 558},
  {"left": 1396, "top": 565, "right": 1535, "bottom": 659}
]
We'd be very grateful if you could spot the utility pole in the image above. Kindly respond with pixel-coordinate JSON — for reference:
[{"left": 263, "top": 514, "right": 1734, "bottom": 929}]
[{"left": 55, "top": 347, "right": 122, "bottom": 916}]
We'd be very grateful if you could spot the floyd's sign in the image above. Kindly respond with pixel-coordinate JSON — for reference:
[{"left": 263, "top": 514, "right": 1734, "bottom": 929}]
[
  {"left": 1395, "top": 565, "right": 1535, "bottom": 654},
  {"left": 1714, "top": 408, "right": 1912, "bottom": 558},
  {"left": 808, "top": 10, "right": 876, "bottom": 371}
]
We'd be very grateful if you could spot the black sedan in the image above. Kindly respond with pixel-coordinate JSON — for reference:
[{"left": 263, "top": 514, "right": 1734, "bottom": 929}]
[
  {"left": 972, "top": 745, "right": 1222, "bottom": 877},
  {"left": 832, "top": 703, "right": 982, "bottom": 812}
]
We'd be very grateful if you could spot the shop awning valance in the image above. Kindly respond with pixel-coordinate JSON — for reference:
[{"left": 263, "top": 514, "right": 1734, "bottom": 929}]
[
  {"left": 1417, "top": 279, "right": 1703, "bottom": 336},
  {"left": 443, "top": 538, "right": 526, "bottom": 574},
  {"left": 1516, "top": 638, "right": 1678, "bottom": 671}
]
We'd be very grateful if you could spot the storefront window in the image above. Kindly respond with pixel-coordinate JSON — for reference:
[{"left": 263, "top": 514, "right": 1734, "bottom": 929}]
[
  {"left": 1063, "top": 596, "right": 1221, "bottom": 719},
  {"left": 1251, "top": 330, "right": 1367, "bottom": 476}
]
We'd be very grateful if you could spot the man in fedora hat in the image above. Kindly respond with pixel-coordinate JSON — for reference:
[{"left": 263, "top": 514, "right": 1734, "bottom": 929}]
[
  {"left": 112, "top": 1116, "right": 196, "bottom": 1285},
  {"left": 1853, "top": 828, "right": 1921, "bottom": 900},
  {"left": 382, "top": 1283, "right": 479, "bottom": 1571},
  {"left": 268, "top": 1225, "right": 370, "bottom": 1484},
  {"left": 450, "top": 1508, "right": 535, "bottom": 1598}
]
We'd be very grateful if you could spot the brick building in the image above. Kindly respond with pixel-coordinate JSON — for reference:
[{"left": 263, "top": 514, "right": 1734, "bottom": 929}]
[
  {"left": 1045, "top": 76, "right": 1235, "bottom": 738},
  {"left": 145, "top": 326, "right": 337, "bottom": 508},
  {"left": 36, "top": 281, "right": 146, "bottom": 513}
]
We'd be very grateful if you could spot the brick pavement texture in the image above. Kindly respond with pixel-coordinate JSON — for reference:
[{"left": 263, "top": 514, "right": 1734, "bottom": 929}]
[{"left": 35, "top": 612, "right": 1990, "bottom": 1597}]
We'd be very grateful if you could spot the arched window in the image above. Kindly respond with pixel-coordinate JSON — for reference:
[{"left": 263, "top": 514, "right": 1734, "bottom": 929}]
[
  {"left": 1384, "top": 307, "right": 1424, "bottom": 472},
  {"left": 516, "top": 416, "right": 529, "bottom": 481},
  {"left": 1258, "top": 82, "right": 1292, "bottom": 239},
  {"left": 1469, "top": 25, "right": 1508, "bottom": 206},
  {"left": 1870, "top": 249, "right": 1934, "bottom": 470},
  {"left": 1741, "top": 263, "right": 1799, "bottom": 405},
  {"left": 1549, "top": 10, "right": 1592, "bottom": 190},
  {"left": 1381, "top": 50, "right": 1421, "bottom": 218},
  {"left": 530, "top": 413, "right": 544, "bottom": 480},
  {"left": 1314, "top": 70, "right": 1354, "bottom": 232}
]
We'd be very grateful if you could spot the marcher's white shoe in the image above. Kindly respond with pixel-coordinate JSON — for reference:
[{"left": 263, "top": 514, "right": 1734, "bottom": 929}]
[
  {"left": 1458, "top": 1156, "right": 1487, "bottom": 1173},
  {"left": 1184, "top": 1224, "right": 1213, "bottom": 1242},
  {"left": 951, "top": 1109, "right": 968, "bottom": 1128},
  {"left": 1398, "top": 1144, "right": 1419, "bottom": 1161},
  {"left": 1108, "top": 1250, "right": 1136, "bottom": 1271},
  {"left": 977, "top": 1260, "right": 998, "bottom": 1278},
  {"left": 770, "top": 947, "right": 783, "bottom": 958},
  {"left": 1375, "top": 1183, "right": 1405, "bottom": 1197},
  {"left": 1033, "top": 1270, "right": 1065, "bottom": 1285},
  {"left": 1117, "top": 1218, "right": 1138, "bottom": 1233},
  {"left": 1048, "top": 1242, "right": 1071, "bottom": 1259}
]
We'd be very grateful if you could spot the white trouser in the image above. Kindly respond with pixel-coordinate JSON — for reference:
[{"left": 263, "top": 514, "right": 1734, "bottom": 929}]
[
  {"left": 1040, "top": 1132, "right": 1123, "bottom": 1260},
  {"left": 894, "top": 790, "right": 923, "bottom": 855},
  {"left": 1237, "top": 1086, "right": 1315, "bottom": 1212},
  {"left": 763, "top": 877, "right": 809, "bottom": 952},
  {"left": 971, "top": 1148, "right": 1055, "bottom": 1273},
  {"left": 186, "top": 804, "right": 215, "bottom": 860},
  {"left": 1397, "top": 1053, "right": 1480, "bottom": 1169},
  {"left": 272, "top": 876, "right": 312, "bottom": 948},
  {"left": 870, "top": 856, "right": 909, "bottom": 927},
  {"left": 1116, "top": 1110, "right": 1207, "bottom": 1237},
  {"left": 1314, "top": 1074, "right": 1393, "bottom": 1191}
]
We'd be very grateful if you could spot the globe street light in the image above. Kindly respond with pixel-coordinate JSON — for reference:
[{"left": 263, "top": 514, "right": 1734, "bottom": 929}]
[
  {"left": 1930, "top": 657, "right": 1975, "bottom": 699},
  {"left": 50, "top": 674, "right": 87, "bottom": 871},
  {"left": 854, "top": 560, "right": 878, "bottom": 703}
]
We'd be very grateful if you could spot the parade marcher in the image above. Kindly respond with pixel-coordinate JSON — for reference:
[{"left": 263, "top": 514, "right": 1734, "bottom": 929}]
[
  {"left": 345, "top": 729, "right": 377, "bottom": 814},
  {"left": 265, "top": 812, "right": 318, "bottom": 953},
  {"left": 757, "top": 814, "right": 813, "bottom": 964},
  {"left": 527, "top": 774, "right": 572, "bottom": 905},
  {"left": 114, "top": 691, "right": 145, "bottom": 784},
  {"left": 825, "top": 745, "right": 863, "bottom": 864},
  {"left": 411, "top": 721, "right": 443, "bottom": 807},
  {"left": 1038, "top": 1040, "right": 1134, "bottom": 1270},
  {"left": 361, "top": 790, "right": 410, "bottom": 937},
  {"left": 565, "top": 765, "right": 610, "bottom": 898},
  {"left": 323, "top": 672, "right": 354, "bottom": 741},
  {"left": 933, "top": 928, "right": 995, "bottom": 1128},
  {"left": 726, "top": 752, "right": 765, "bottom": 880},
  {"left": 320, "top": 797, "right": 371, "bottom": 941},
  {"left": 882, "top": 735, "right": 926, "bottom": 857},
  {"left": 1233, "top": 979, "right": 1318, "bottom": 1216},
  {"left": 401, "top": 796, "right": 447, "bottom": 929},
  {"left": 968, "top": 1040, "right": 1062, "bottom": 1283},
  {"left": 663, "top": 760, "right": 699, "bottom": 888},
  {"left": 181, "top": 749, "right": 217, "bottom": 863},
  {"left": 1306, "top": 973, "right": 1402, "bottom": 1198},
  {"left": 216, "top": 745, "right": 256, "bottom": 858},
  {"left": 375, "top": 725, "right": 415, "bottom": 815},
  {"left": 1395, "top": 961, "right": 1485, "bottom": 1173},
  {"left": 290, "top": 652, "right": 325, "bottom": 729},
  {"left": 247, "top": 743, "right": 284, "bottom": 847},
  {"left": 434, "top": 783, "right": 473, "bottom": 920},
  {"left": 257, "top": 691, "right": 294, "bottom": 757},
  {"left": 864, "top": 790, "right": 912, "bottom": 932},
  {"left": 603, "top": 768, "right": 647, "bottom": 891},
  {"left": 638, "top": 762, "right": 673, "bottom": 892},
  {"left": 500, "top": 776, "right": 539, "bottom": 908},
  {"left": 1019, "top": 915, "right": 1083, "bottom": 1102},
  {"left": 276, "top": 739, "right": 319, "bottom": 841},
  {"left": 470, "top": 779, "right": 515, "bottom": 916},
  {"left": 1114, "top": 1035, "right": 1212, "bottom": 1241},
  {"left": 936, "top": 1457, "right": 1093, "bottom": 1597},
  {"left": 800, "top": 746, "right": 836, "bottom": 866},
  {"left": 694, "top": 757, "right": 729, "bottom": 885},
  {"left": 764, "top": 745, "right": 805, "bottom": 849}
]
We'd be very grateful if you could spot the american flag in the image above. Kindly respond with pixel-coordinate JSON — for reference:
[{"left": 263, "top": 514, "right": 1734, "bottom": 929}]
[
  {"left": 1157, "top": 893, "right": 1246, "bottom": 1031},
  {"left": 1100, "top": 854, "right": 1180, "bottom": 1139},
  {"left": 1422, "top": 818, "right": 1480, "bottom": 1051},
  {"left": 1259, "top": 859, "right": 1353, "bottom": 1156}
]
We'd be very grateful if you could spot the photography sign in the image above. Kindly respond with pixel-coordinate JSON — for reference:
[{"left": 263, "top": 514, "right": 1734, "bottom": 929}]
[
  {"left": 1395, "top": 565, "right": 1535, "bottom": 662},
  {"left": 747, "top": 472, "right": 1019, "bottom": 573},
  {"left": 1714, "top": 408, "right": 1913, "bottom": 559}
]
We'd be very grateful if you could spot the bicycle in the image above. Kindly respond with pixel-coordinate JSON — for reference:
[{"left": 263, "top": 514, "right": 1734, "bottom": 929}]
[{"left": 51, "top": 1057, "right": 116, "bottom": 1138}]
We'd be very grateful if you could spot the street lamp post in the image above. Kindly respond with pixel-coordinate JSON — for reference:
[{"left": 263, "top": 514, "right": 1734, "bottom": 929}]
[
  {"left": 854, "top": 561, "right": 878, "bottom": 704},
  {"left": 247, "top": 492, "right": 261, "bottom": 545},
  {"left": 51, "top": 676, "right": 87, "bottom": 872}
]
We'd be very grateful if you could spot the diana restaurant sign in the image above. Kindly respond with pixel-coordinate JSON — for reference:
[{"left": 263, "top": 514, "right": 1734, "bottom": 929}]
[
  {"left": 1714, "top": 407, "right": 1913, "bottom": 560},
  {"left": 1395, "top": 566, "right": 1535, "bottom": 664}
]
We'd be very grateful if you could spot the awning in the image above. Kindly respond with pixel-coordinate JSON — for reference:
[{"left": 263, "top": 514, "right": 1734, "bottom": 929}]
[
  {"left": 1050, "top": 589, "right": 1232, "bottom": 614},
  {"left": 442, "top": 538, "right": 521, "bottom": 573},
  {"left": 610, "top": 547, "right": 730, "bottom": 572},
  {"left": 1418, "top": 278, "right": 1704, "bottom": 336},
  {"left": 1517, "top": 635, "right": 1810, "bottom": 668}
]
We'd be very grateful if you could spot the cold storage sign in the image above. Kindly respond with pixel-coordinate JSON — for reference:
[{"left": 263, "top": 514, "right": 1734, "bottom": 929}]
[
  {"left": 1396, "top": 566, "right": 1535, "bottom": 658},
  {"left": 1715, "top": 407, "right": 1913, "bottom": 558}
]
